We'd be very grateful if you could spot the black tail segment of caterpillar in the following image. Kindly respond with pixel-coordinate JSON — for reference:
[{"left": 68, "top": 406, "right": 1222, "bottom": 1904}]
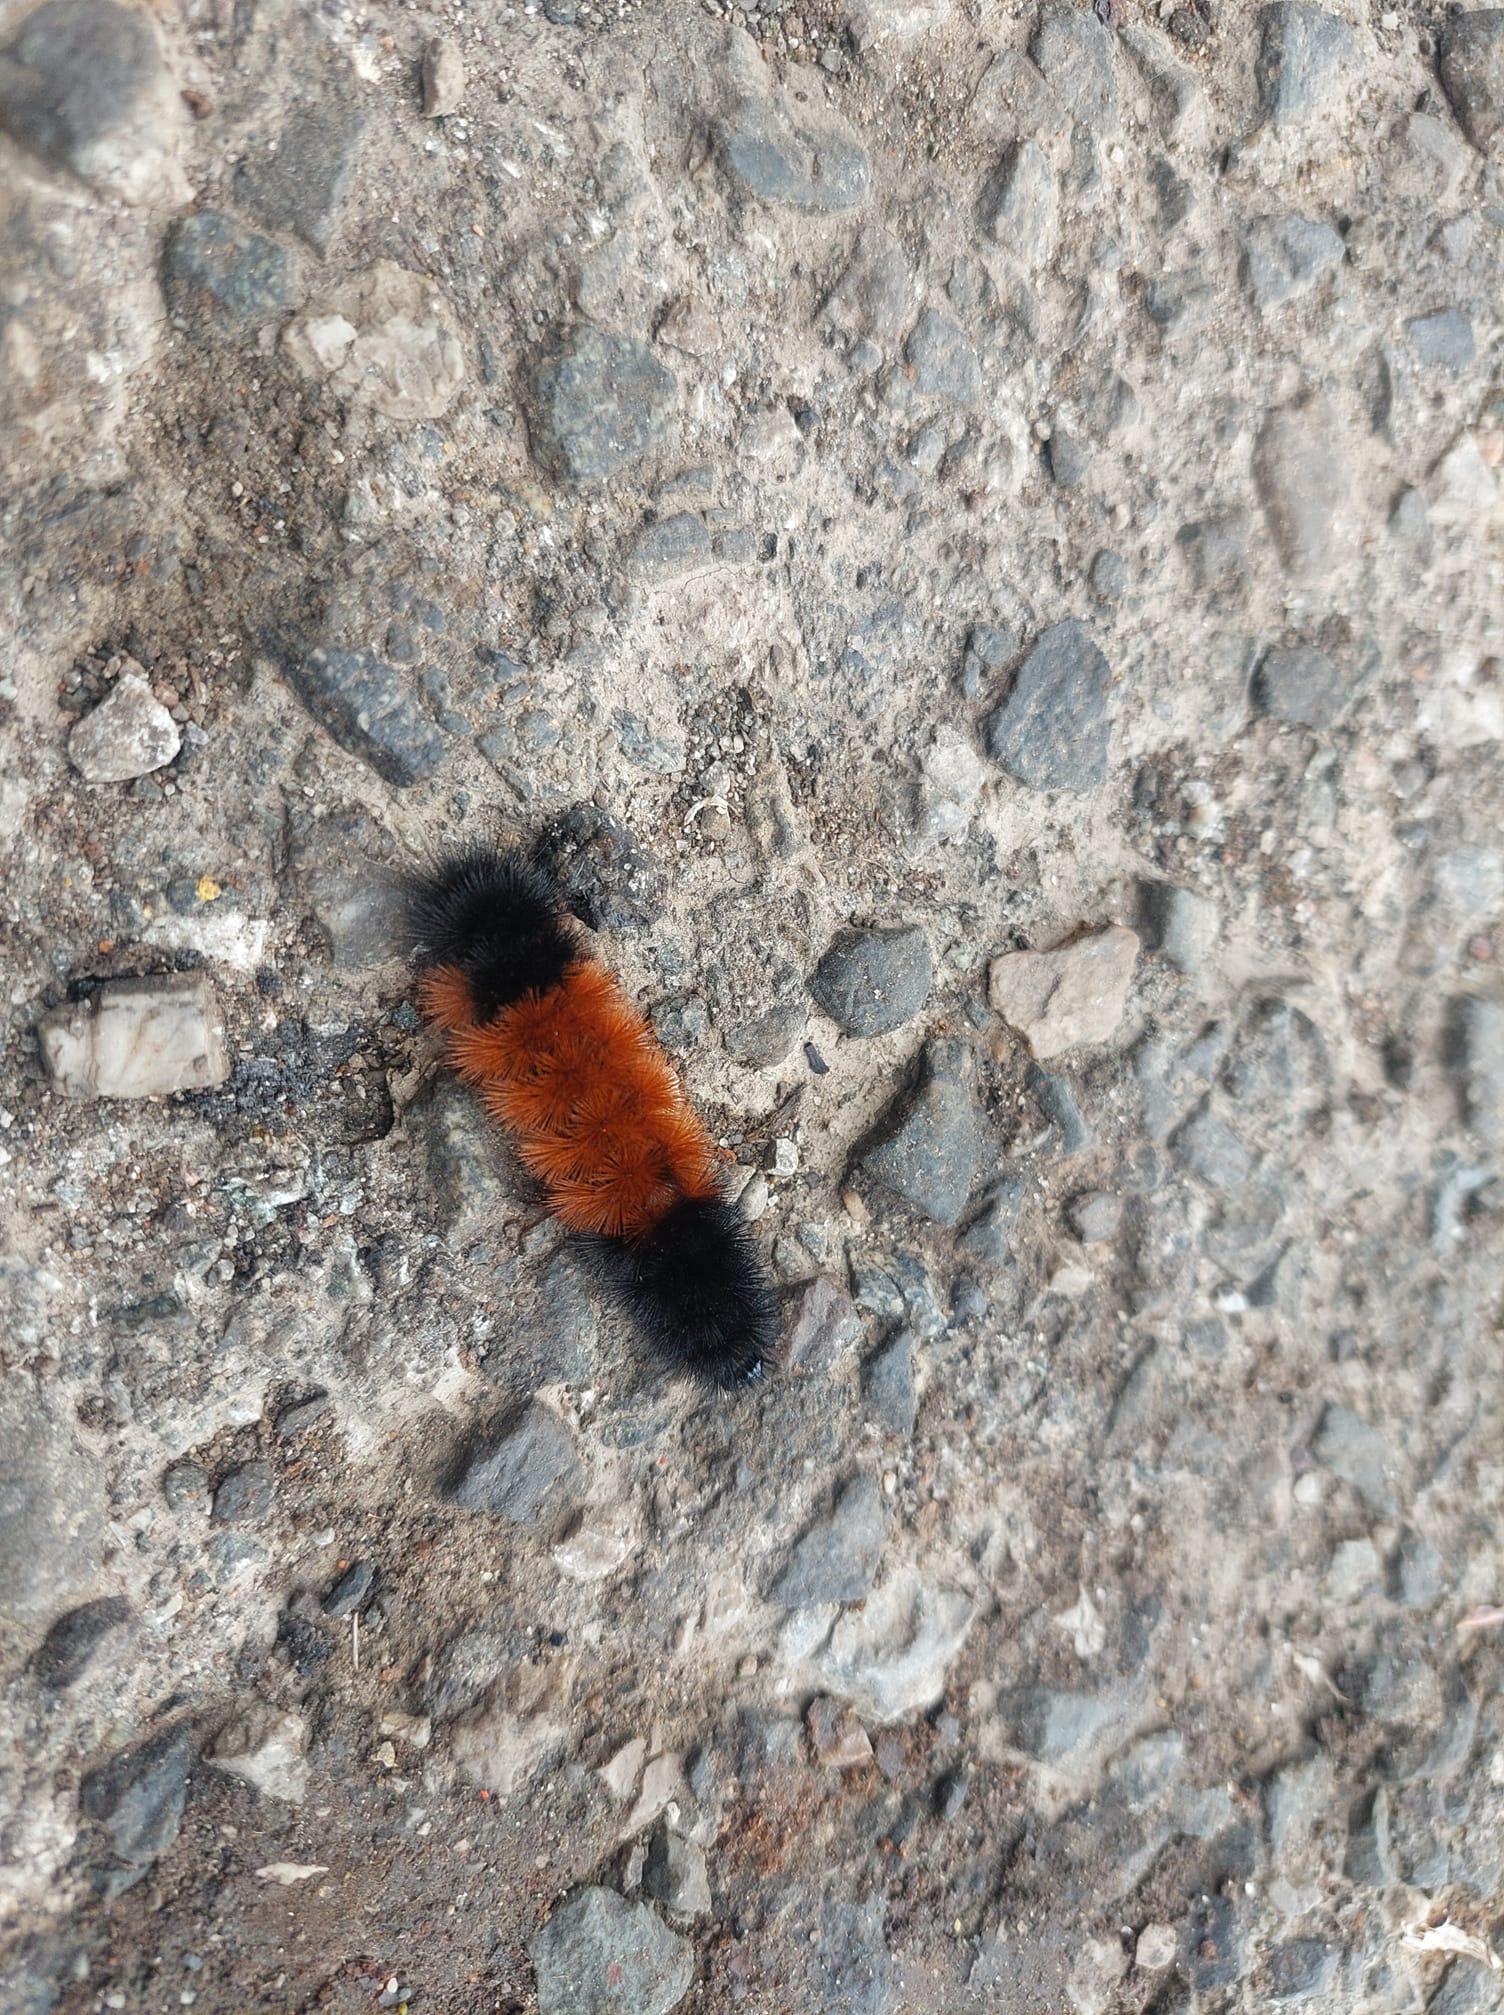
[{"left": 403, "top": 840, "right": 780, "bottom": 1390}]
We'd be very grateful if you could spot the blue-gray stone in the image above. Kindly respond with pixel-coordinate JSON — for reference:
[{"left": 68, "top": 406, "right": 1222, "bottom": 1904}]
[
  {"left": 1031, "top": 3, "right": 1120, "bottom": 130},
  {"left": 718, "top": 91, "right": 869, "bottom": 212},
  {"left": 1453, "top": 996, "right": 1504, "bottom": 1145},
  {"left": 1406, "top": 308, "right": 1476, "bottom": 370},
  {"left": 772, "top": 1474, "right": 886, "bottom": 1607},
  {"left": 1313, "top": 1403, "right": 1398, "bottom": 1515},
  {"left": 33, "top": 1596, "right": 129, "bottom": 1690},
  {"left": 532, "top": 803, "right": 667, "bottom": 931},
  {"left": 165, "top": 211, "right": 290, "bottom": 324},
  {"left": 1257, "top": 4, "right": 1357, "bottom": 126},
  {"left": 529, "top": 326, "right": 677, "bottom": 483},
  {"left": 322, "top": 1560, "right": 374, "bottom": 1618},
  {"left": 448, "top": 1401, "right": 583, "bottom": 1525},
  {"left": 984, "top": 619, "right": 1111, "bottom": 793},
  {"left": 958, "top": 1176, "right": 1025, "bottom": 1264},
  {"left": 811, "top": 927, "right": 932, "bottom": 1037},
  {"left": 1242, "top": 214, "right": 1344, "bottom": 310},
  {"left": 267, "top": 637, "right": 446, "bottom": 787},
  {"left": 211, "top": 1461, "right": 274, "bottom": 1525},
  {"left": 904, "top": 310, "right": 980, "bottom": 404},
  {"left": 863, "top": 1330, "right": 917, "bottom": 1435},
  {"left": 1253, "top": 644, "right": 1345, "bottom": 728},
  {"left": 1266, "top": 1939, "right": 1339, "bottom": 2002},
  {"left": 530, "top": 1886, "right": 691, "bottom": 2015},
  {"left": 236, "top": 97, "right": 367, "bottom": 253},
  {"left": 857, "top": 1040, "right": 985, "bottom": 1226}
]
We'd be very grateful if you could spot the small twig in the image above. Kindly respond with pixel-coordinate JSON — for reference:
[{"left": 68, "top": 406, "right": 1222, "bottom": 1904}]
[{"left": 352, "top": 1609, "right": 360, "bottom": 1673}]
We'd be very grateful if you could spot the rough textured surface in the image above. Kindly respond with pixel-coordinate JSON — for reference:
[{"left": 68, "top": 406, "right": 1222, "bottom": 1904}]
[{"left": 1, "top": 2, "right": 1502, "bottom": 2009}]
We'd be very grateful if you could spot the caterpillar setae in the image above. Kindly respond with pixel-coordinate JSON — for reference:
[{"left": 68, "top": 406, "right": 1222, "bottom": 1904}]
[{"left": 405, "top": 842, "right": 778, "bottom": 1388}]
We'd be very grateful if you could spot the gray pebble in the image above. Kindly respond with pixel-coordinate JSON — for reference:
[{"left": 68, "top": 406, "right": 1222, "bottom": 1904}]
[
  {"left": 265, "top": 637, "right": 446, "bottom": 788},
  {"left": 1068, "top": 1191, "right": 1124, "bottom": 1243},
  {"left": 529, "top": 1886, "right": 691, "bottom": 2015},
  {"left": 1029, "top": 1066, "right": 1094, "bottom": 1154},
  {"left": 1045, "top": 426, "right": 1089, "bottom": 489},
  {"left": 1253, "top": 397, "right": 1349, "bottom": 580},
  {"left": 863, "top": 1329, "right": 917, "bottom": 1435},
  {"left": 528, "top": 326, "right": 678, "bottom": 484},
  {"left": 1089, "top": 549, "right": 1127, "bottom": 601},
  {"left": 717, "top": 81, "right": 869, "bottom": 212},
  {"left": 784, "top": 1275, "right": 864, "bottom": 1374},
  {"left": 805, "top": 1896, "right": 895, "bottom": 2015},
  {"left": 162, "top": 1460, "right": 209, "bottom": 1512},
  {"left": 1253, "top": 644, "right": 1345, "bottom": 728},
  {"left": 857, "top": 1039, "right": 985, "bottom": 1226},
  {"left": 1438, "top": 10, "right": 1504, "bottom": 155},
  {"left": 984, "top": 618, "right": 1112, "bottom": 794},
  {"left": 1256, "top": 3, "right": 1357, "bottom": 127},
  {"left": 628, "top": 512, "right": 713, "bottom": 583},
  {"left": 1389, "top": 486, "right": 1434, "bottom": 561},
  {"left": 237, "top": 95, "right": 366, "bottom": 253},
  {"left": 212, "top": 1461, "right": 276, "bottom": 1526},
  {"left": 904, "top": 309, "right": 980, "bottom": 404},
  {"left": 1265, "top": 1939, "right": 1339, "bottom": 2003},
  {"left": 532, "top": 803, "right": 667, "bottom": 931},
  {"left": 1312, "top": 1402, "right": 1398, "bottom": 1515},
  {"left": 810, "top": 926, "right": 933, "bottom": 1037},
  {"left": 164, "top": 211, "right": 291, "bottom": 326},
  {"left": 1145, "top": 269, "right": 1216, "bottom": 332},
  {"left": 1139, "top": 881, "right": 1219, "bottom": 976},
  {"left": 1031, "top": 3, "right": 1120, "bottom": 131},
  {"left": 1405, "top": 308, "right": 1476, "bottom": 372},
  {"left": 772, "top": 1474, "right": 886, "bottom": 1608},
  {"left": 1001, "top": 1686, "right": 1130, "bottom": 1762},
  {"left": 1177, "top": 513, "right": 1249, "bottom": 593},
  {"left": 651, "top": 995, "right": 710, "bottom": 1052},
  {"left": 1242, "top": 214, "right": 1344, "bottom": 311},
  {"left": 1344, "top": 1785, "right": 1397, "bottom": 1885},
  {"left": 1173, "top": 1107, "right": 1253, "bottom": 1189},
  {"left": 958, "top": 1176, "right": 1025, "bottom": 1264},
  {"left": 978, "top": 138, "right": 1058, "bottom": 268},
  {"left": 959, "top": 622, "right": 1019, "bottom": 700},
  {"left": 1391, "top": 1530, "right": 1445, "bottom": 1609},
  {"left": 448, "top": 1402, "right": 583, "bottom": 1525},
  {"left": 420, "top": 37, "right": 465, "bottom": 117}
]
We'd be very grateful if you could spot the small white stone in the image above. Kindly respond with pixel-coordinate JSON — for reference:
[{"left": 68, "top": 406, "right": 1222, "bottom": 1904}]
[
  {"left": 208, "top": 1708, "right": 309, "bottom": 1804},
  {"left": 38, "top": 974, "right": 229, "bottom": 1099},
  {"left": 68, "top": 670, "right": 180, "bottom": 782},
  {"left": 1136, "top": 1923, "right": 1178, "bottom": 1971},
  {"left": 987, "top": 927, "right": 1140, "bottom": 1060}
]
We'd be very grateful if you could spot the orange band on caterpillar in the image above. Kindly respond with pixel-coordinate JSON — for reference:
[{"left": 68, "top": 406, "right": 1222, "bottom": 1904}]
[{"left": 406, "top": 843, "right": 777, "bottom": 1387}]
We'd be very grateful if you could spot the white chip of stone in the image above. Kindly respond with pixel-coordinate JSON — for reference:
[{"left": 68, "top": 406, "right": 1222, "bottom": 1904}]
[
  {"left": 1136, "top": 1923, "right": 1178, "bottom": 1971},
  {"left": 421, "top": 37, "right": 466, "bottom": 117},
  {"left": 987, "top": 926, "right": 1139, "bottom": 1060},
  {"left": 67, "top": 670, "right": 181, "bottom": 782},
  {"left": 39, "top": 974, "right": 229, "bottom": 1099},
  {"left": 209, "top": 1707, "right": 309, "bottom": 1804}
]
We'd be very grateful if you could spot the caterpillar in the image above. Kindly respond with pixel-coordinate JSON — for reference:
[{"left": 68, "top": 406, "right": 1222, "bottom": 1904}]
[{"left": 405, "top": 842, "right": 779, "bottom": 1388}]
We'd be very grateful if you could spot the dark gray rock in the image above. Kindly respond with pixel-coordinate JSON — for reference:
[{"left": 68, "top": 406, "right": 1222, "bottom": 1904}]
[
  {"left": 651, "top": 994, "right": 710, "bottom": 1053},
  {"left": 725, "top": 997, "right": 807, "bottom": 1068},
  {"left": 1177, "top": 513, "right": 1249, "bottom": 593},
  {"left": 1452, "top": 996, "right": 1504, "bottom": 1145},
  {"left": 811, "top": 927, "right": 932, "bottom": 1037},
  {"left": 1149, "top": 156, "right": 1194, "bottom": 229},
  {"left": 266, "top": 637, "right": 446, "bottom": 788},
  {"left": 1029, "top": 1066, "right": 1095, "bottom": 1154},
  {"left": 1405, "top": 308, "right": 1476, "bottom": 371},
  {"left": 958, "top": 1176, "right": 1025, "bottom": 1264},
  {"left": 322, "top": 1560, "right": 374, "bottom": 1618},
  {"left": 530, "top": 1886, "right": 691, "bottom": 2015},
  {"left": 784, "top": 1276, "right": 864, "bottom": 1374},
  {"left": 532, "top": 804, "right": 667, "bottom": 931},
  {"left": 164, "top": 211, "right": 290, "bottom": 326},
  {"left": 1045, "top": 426, "right": 1089, "bottom": 489},
  {"left": 807, "top": 1895, "right": 895, "bottom": 2015},
  {"left": 1313, "top": 1403, "right": 1398, "bottom": 1515},
  {"left": 643, "top": 1828, "right": 711, "bottom": 1917},
  {"left": 0, "top": 0, "right": 164, "bottom": 189},
  {"left": 772, "top": 1474, "right": 886, "bottom": 1607},
  {"left": 978, "top": 139, "right": 1058, "bottom": 268},
  {"left": 628, "top": 512, "right": 712, "bottom": 583},
  {"left": 1222, "top": 998, "right": 1328, "bottom": 1114},
  {"left": 32, "top": 1596, "right": 130, "bottom": 1689},
  {"left": 1439, "top": 11, "right": 1504, "bottom": 154},
  {"left": 161, "top": 1460, "right": 208, "bottom": 1512},
  {"left": 1242, "top": 215, "right": 1344, "bottom": 310},
  {"left": 236, "top": 96, "right": 367, "bottom": 253},
  {"left": 212, "top": 1462, "right": 275, "bottom": 1526},
  {"left": 850, "top": 1250, "right": 945, "bottom": 1342},
  {"left": 1253, "top": 644, "right": 1345, "bottom": 728},
  {"left": 984, "top": 619, "right": 1111, "bottom": 794},
  {"left": 1183, "top": 1892, "right": 1243, "bottom": 1989},
  {"left": 863, "top": 1330, "right": 917, "bottom": 1435},
  {"left": 1256, "top": 3, "right": 1358, "bottom": 126},
  {"left": 528, "top": 326, "right": 677, "bottom": 484},
  {"left": 1089, "top": 549, "right": 1127, "bottom": 601},
  {"left": 857, "top": 1039, "right": 985, "bottom": 1227},
  {"left": 904, "top": 310, "right": 980, "bottom": 404},
  {"left": 958, "top": 622, "right": 1020, "bottom": 700},
  {"left": 718, "top": 82, "right": 869, "bottom": 212},
  {"left": 448, "top": 1402, "right": 583, "bottom": 1525},
  {"left": 1031, "top": 3, "right": 1119, "bottom": 130},
  {"left": 78, "top": 1725, "right": 192, "bottom": 1898}
]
